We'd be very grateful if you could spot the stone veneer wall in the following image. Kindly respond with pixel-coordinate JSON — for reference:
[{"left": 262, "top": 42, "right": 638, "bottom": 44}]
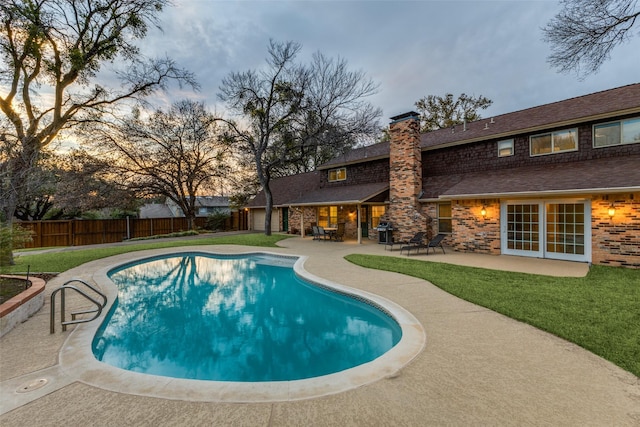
[
  {"left": 592, "top": 193, "right": 640, "bottom": 268},
  {"left": 450, "top": 199, "right": 501, "bottom": 254},
  {"left": 388, "top": 113, "right": 425, "bottom": 241}
]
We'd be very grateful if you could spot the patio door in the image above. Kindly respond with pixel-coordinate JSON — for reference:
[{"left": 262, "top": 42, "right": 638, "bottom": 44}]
[{"left": 501, "top": 200, "right": 590, "bottom": 262}]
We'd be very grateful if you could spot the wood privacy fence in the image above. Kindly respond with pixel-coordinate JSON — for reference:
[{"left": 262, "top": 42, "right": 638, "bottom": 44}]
[{"left": 19, "top": 211, "right": 248, "bottom": 249}]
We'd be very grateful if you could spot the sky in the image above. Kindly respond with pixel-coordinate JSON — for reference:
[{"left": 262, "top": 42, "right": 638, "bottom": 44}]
[{"left": 140, "top": 0, "right": 638, "bottom": 124}]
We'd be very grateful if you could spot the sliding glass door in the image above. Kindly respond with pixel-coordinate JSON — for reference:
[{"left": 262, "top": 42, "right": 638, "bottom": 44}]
[{"left": 501, "top": 200, "right": 590, "bottom": 262}]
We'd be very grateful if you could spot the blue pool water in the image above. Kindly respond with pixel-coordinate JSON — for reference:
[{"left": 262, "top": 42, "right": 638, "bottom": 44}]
[{"left": 92, "top": 253, "right": 401, "bottom": 382}]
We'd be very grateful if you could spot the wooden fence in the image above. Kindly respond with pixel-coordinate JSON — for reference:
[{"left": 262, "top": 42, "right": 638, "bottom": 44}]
[{"left": 19, "top": 211, "right": 248, "bottom": 249}]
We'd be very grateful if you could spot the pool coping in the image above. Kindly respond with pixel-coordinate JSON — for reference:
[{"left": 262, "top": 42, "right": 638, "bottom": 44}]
[{"left": 57, "top": 249, "right": 426, "bottom": 403}]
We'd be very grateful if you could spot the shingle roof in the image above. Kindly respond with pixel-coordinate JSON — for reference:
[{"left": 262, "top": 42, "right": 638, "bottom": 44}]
[
  {"left": 289, "top": 181, "right": 388, "bottom": 205},
  {"left": 319, "top": 83, "right": 640, "bottom": 168},
  {"left": 245, "top": 172, "right": 320, "bottom": 208},
  {"left": 423, "top": 154, "right": 640, "bottom": 199},
  {"left": 420, "top": 83, "right": 640, "bottom": 150}
]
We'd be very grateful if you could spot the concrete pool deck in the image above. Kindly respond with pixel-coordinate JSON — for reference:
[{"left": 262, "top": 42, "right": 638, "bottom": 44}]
[{"left": 1, "top": 235, "right": 639, "bottom": 426}]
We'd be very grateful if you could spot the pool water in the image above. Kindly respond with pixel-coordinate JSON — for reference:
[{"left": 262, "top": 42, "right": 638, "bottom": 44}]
[{"left": 92, "top": 253, "right": 401, "bottom": 382}]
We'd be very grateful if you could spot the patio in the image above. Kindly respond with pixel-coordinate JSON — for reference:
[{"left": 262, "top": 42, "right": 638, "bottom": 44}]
[{"left": 1, "top": 235, "right": 638, "bottom": 426}]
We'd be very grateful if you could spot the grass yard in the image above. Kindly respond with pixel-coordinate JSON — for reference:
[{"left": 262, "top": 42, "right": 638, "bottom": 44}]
[
  {"left": 6, "top": 233, "right": 292, "bottom": 274},
  {"left": 345, "top": 254, "right": 640, "bottom": 378}
]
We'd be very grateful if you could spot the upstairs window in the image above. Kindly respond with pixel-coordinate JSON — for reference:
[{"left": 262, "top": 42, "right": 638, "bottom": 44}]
[
  {"left": 594, "top": 117, "right": 640, "bottom": 147},
  {"left": 498, "top": 139, "right": 514, "bottom": 157},
  {"left": 530, "top": 128, "right": 578, "bottom": 156},
  {"left": 328, "top": 167, "right": 346, "bottom": 182}
]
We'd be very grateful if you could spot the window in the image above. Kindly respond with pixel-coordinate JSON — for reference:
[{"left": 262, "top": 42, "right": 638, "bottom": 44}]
[
  {"left": 594, "top": 117, "right": 640, "bottom": 147},
  {"left": 530, "top": 128, "right": 578, "bottom": 156},
  {"left": 371, "top": 205, "right": 386, "bottom": 228},
  {"left": 328, "top": 167, "right": 346, "bottom": 182},
  {"left": 498, "top": 139, "right": 514, "bottom": 157},
  {"left": 318, "top": 206, "right": 338, "bottom": 227},
  {"left": 437, "top": 203, "right": 452, "bottom": 233}
]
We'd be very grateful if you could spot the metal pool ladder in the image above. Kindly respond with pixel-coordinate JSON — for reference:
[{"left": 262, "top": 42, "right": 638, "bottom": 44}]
[{"left": 50, "top": 279, "right": 107, "bottom": 334}]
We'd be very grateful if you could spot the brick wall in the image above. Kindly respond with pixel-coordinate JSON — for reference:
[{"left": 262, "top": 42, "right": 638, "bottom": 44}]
[
  {"left": 592, "top": 193, "right": 640, "bottom": 268},
  {"left": 450, "top": 199, "right": 501, "bottom": 254}
]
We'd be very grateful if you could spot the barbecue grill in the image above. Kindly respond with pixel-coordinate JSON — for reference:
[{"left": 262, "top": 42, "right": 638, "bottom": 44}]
[{"left": 376, "top": 221, "right": 393, "bottom": 244}]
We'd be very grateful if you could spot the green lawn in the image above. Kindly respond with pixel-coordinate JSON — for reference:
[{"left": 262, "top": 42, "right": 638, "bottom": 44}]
[
  {"left": 345, "top": 254, "right": 640, "bottom": 378},
  {"left": 7, "top": 233, "right": 292, "bottom": 273}
]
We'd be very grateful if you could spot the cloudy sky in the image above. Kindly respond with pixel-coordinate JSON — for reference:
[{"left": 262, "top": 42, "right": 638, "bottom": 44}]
[{"left": 141, "top": 0, "right": 639, "bottom": 122}]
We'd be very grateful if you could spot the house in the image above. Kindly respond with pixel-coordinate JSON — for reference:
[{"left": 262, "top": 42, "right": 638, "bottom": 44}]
[
  {"left": 140, "top": 196, "right": 230, "bottom": 219},
  {"left": 246, "top": 83, "right": 640, "bottom": 267}
]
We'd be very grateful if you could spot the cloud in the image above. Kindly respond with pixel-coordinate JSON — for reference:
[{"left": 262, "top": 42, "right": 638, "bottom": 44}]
[{"left": 134, "top": 0, "right": 638, "bottom": 121}]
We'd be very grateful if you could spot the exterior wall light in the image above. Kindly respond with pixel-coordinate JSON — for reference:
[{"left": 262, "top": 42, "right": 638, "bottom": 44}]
[
  {"left": 608, "top": 204, "right": 616, "bottom": 218},
  {"left": 480, "top": 206, "right": 487, "bottom": 218}
]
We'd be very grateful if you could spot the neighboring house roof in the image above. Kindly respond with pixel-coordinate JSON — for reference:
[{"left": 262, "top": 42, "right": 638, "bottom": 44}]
[
  {"left": 139, "top": 203, "right": 174, "bottom": 218},
  {"left": 424, "top": 154, "right": 640, "bottom": 199},
  {"left": 195, "top": 196, "right": 230, "bottom": 208}
]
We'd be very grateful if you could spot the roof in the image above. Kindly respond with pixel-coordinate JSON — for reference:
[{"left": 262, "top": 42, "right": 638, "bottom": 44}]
[
  {"left": 245, "top": 172, "right": 321, "bottom": 208},
  {"left": 423, "top": 154, "right": 640, "bottom": 199},
  {"left": 320, "top": 83, "right": 640, "bottom": 168},
  {"left": 246, "top": 171, "right": 388, "bottom": 208},
  {"left": 420, "top": 83, "right": 640, "bottom": 150},
  {"left": 195, "top": 196, "right": 229, "bottom": 208},
  {"left": 288, "top": 181, "right": 388, "bottom": 206}
]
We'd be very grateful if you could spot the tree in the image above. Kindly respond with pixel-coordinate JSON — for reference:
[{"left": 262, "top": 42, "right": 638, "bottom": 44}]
[
  {"left": 543, "top": 0, "right": 640, "bottom": 78},
  {"left": 218, "top": 40, "right": 381, "bottom": 235},
  {"left": 415, "top": 93, "right": 492, "bottom": 132},
  {"left": 90, "top": 100, "right": 230, "bottom": 230},
  {"left": 0, "top": 0, "right": 196, "bottom": 224}
]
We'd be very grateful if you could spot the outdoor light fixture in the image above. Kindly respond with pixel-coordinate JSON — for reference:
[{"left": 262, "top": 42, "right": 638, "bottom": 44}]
[
  {"left": 608, "top": 204, "right": 616, "bottom": 218},
  {"left": 480, "top": 206, "right": 487, "bottom": 218}
]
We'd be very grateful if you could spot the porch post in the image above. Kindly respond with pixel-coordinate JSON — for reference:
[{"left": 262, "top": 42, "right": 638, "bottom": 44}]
[
  {"left": 300, "top": 207, "right": 305, "bottom": 238},
  {"left": 357, "top": 203, "right": 362, "bottom": 244}
]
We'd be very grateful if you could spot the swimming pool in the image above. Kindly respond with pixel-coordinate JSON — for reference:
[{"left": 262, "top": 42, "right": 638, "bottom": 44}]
[{"left": 92, "top": 252, "right": 402, "bottom": 382}]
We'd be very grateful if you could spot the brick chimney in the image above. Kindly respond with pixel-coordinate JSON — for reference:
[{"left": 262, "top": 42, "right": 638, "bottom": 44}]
[{"left": 388, "top": 111, "right": 423, "bottom": 239}]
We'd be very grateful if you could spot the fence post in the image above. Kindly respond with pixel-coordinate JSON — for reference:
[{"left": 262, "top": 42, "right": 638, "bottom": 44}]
[
  {"left": 126, "top": 216, "right": 130, "bottom": 240},
  {"left": 70, "top": 220, "right": 74, "bottom": 246}
]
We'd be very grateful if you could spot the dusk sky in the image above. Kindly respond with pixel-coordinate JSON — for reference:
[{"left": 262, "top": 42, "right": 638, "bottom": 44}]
[{"left": 140, "top": 0, "right": 638, "bottom": 123}]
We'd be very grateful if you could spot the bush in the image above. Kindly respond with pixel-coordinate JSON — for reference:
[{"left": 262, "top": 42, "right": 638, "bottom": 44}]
[
  {"left": 0, "top": 223, "right": 33, "bottom": 268},
  {"left": 205, "top": 210, "right": 231, "bottom": 231}
]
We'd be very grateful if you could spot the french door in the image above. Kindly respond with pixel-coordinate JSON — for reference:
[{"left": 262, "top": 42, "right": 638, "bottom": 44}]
[{"left": 501, "top": 200, "right": 591, "bottom": 262}]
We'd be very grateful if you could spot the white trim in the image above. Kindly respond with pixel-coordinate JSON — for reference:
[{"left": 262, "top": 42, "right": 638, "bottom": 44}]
[{"left": 500, "top": 198, "right": 591, "bottom": 263}]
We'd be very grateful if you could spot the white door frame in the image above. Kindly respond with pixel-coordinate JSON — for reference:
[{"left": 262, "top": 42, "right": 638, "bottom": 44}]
[{"left": 501, "top": 198, "right": 591, "bottom": 263}]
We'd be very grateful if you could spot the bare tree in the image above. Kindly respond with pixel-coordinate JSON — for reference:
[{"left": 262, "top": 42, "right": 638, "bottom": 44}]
[
  {"left": 91, "top": 100, "right": 230, "bottom": 230},
  {"left": 0, "top": 0, "right": 196, "bottom": 224},
  {"left": 415, "top": 93, "right": 492, "bottom": 133},
  {"left": 543, "top": 0, "right": 640, "bottom": 78},
  {"left": 218, "top": 40, "right": 381, "bottom": 235}
]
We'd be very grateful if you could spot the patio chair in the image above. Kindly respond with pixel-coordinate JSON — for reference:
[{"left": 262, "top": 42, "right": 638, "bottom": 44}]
[
  {"left": 332, "top": 223, "right": 345, "bottom": 242},
  {"left": 316, "top": 226, "right": 330, "bottom": 240},
  {"left": 400, "top": 232, "right": 426, "bottom": 255},
  {"left": 312, "top": 225, "right": 320, "bottom": 240},
  {"left": 425, "top": 233, "right": 446, "bottom": 254}
]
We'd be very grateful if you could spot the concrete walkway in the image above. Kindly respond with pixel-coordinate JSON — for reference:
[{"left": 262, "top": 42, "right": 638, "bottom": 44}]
[{"left": 1, "top": 236, "right": 638, "bottom": 426}]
